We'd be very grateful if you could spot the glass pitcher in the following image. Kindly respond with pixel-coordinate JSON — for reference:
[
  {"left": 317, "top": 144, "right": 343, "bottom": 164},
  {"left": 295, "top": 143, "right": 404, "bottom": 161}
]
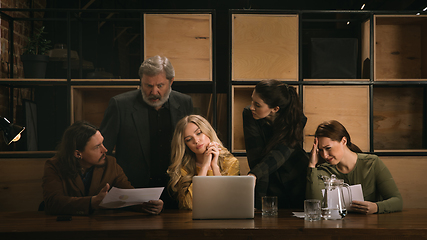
[{"left": 320, "top": 174, "right": 352, "bottom": 220}]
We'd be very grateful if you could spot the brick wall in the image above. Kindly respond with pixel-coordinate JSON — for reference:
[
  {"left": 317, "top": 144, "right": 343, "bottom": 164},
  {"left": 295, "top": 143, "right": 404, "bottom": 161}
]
[
  {"left": 1, "top": 0, "right": 47, "bottom": 78},
  {"left": 0, "top": 0, "right": 46, "bottom": 150}
]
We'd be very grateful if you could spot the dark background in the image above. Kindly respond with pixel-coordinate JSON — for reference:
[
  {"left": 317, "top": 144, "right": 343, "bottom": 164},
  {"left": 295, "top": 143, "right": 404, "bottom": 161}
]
[
  {"left": 6, "top": 0, "right": 425, "bottom": 152},
  {"left": 42, "top": 0, "right": 427, "bottom": 92}
]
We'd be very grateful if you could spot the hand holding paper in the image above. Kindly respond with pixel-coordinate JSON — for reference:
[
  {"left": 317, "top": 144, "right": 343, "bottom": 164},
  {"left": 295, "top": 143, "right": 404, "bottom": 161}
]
[{"left": 99, "top": 187, "right": 164, "bottom": 209}]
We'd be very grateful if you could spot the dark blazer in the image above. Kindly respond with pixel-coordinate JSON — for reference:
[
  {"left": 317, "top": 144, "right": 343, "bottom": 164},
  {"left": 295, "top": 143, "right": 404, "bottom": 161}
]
[{"left": 100, "top": 89, "right": 193, "bottom": 188}]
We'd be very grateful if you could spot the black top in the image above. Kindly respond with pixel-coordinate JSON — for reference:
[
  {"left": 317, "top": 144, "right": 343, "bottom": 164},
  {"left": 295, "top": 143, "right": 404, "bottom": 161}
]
[
  {"left": 147, "top": 100, "right": 173, "bottom": 182},
  {"left": 242, "top": 106, "right": 309, "bottom": 209},
  {"left": 146, "top": 100, "right": 179, "bottom": 209}
]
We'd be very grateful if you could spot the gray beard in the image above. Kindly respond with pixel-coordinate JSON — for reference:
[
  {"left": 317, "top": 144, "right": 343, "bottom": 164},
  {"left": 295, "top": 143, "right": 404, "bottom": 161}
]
[{"left": 141, "top": 86, "right": 172, "bottom": 108}]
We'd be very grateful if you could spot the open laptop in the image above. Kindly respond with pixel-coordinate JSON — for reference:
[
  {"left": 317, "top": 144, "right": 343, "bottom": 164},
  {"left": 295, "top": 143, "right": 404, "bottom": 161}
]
[{"left": 192, "top": 176, "right": 255, "bottom": 219}]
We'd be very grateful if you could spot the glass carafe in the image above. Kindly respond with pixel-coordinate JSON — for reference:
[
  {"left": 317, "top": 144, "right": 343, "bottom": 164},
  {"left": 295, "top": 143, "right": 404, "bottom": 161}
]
[{"left": 321, "top": 174, "right": 351, "bottom": 220}]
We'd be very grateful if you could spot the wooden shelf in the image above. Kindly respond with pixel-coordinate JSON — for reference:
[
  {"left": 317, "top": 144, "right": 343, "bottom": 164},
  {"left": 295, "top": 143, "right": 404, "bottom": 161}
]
[
  {"left": 373, "top": 86, "right": 424, "bottom": 150},
  {"left": 232, "top": 14, "right": 298, "bottom": 81},
  {"left": 144, "top": 13, "right": 212, "bottom": 82},
  {"left": 374, "top": 15, "right": 427, "bottom": 81},
  {"left": 303, "top": 79, "right": 370, "bottom": 82},
  {"left": 71, "top": 86, "right": 139, "bottom": 127},
  {"left": 231, "top": 85, "right": 254, "bottom": 153},
  {"left": 71, "top": 79, "right": 140, "bottom": 82},
  {"left": 0, "top": 78, "right": 67, "bottom": 85},
  {"left": 303, "top": 85, "right": 370, "bottom": 152}
]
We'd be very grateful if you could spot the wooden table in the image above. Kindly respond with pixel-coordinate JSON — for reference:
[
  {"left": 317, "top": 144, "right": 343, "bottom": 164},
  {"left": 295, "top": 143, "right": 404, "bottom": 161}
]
[{"left": 1, "top": 209, "right": 426, "bottom": 240}]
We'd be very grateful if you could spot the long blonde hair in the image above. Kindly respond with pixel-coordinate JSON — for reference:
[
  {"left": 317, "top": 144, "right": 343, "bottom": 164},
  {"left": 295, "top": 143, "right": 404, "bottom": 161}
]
[{"left": 167, "top": 115, "right": 232, "bottom": 207}]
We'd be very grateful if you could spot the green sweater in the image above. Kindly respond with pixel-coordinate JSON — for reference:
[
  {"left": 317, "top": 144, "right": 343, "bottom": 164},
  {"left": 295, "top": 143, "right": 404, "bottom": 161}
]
[{"left": 306, "top": 153, "right": 403, "bottom": 214}]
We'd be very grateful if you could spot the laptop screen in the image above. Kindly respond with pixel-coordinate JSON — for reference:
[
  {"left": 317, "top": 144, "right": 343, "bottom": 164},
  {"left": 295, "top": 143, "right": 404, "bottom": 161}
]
[{"left": 192, "top": 176, "right": 255, "bottom": 219}]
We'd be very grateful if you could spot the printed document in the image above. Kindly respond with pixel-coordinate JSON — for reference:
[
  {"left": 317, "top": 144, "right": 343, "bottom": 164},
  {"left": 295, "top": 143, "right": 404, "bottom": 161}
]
[{"left": 99, "top": 187, "right": 164, "bottom": 208}]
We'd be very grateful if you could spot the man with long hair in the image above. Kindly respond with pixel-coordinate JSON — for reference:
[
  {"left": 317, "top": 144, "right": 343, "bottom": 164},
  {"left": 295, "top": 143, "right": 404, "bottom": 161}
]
[{"left": 42, "top": 121, "right": 163, "bottom": 215}]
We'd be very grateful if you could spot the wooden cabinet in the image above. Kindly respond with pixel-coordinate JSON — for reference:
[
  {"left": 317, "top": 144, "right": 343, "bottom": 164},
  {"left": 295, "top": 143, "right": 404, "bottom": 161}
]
[
  {"left": 0, "top": 10, "right": 215, "bottom": 154},
  {"left": 373, "top": 86, "right": 424, "bottom": 151},
  {"left": 374, "top": 15, "right": 427, "bottom": 81},
  {"left": 228, "top": 12, "right": 427, "bottom": 210},
  {"left": 1, "top": 10, "right": 426, "bottom": 155},
  {"left": 144, "top": 14, "right": 212, "bottom": 81},
  {"left": 1, "top": 9, "right": 427, "bottom": 211},
  {"left": 230, "top": 11, "right": 426, "bottom": 154},
  {"left": 71, "top": 84, "right": 139, "bottom": 126},
  {"left": 372, "top": 15, "right": 427, "bottom": 151},
  {"left": 232, "top": 14, "right": 298, "bottom": 81},
  {"left": 231, "top": 85, "right": 253, "bottom": 153},
  {"left": 303, "top": 86, "right": 370, "bottom": 152}
]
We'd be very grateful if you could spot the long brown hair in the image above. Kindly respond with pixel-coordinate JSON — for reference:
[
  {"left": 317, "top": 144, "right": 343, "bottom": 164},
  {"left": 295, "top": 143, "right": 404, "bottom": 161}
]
[
  {"left": 255, "top": 79, "right": 304, "bottom": 152},
  {"left": 315, "top": 120, "right": 362, "bottom": 153},
  {"left": 55, "top": 121, "right": 98, "bottom": 179}
]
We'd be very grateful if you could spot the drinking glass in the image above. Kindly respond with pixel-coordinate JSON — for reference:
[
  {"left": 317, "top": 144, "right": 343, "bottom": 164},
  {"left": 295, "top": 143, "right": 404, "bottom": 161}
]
[
  {"left": 262, "top": 196, "right": 278, "bottom": 217},
  {"left": 304, "top": 199, "right": 321, "bottom": 221}
]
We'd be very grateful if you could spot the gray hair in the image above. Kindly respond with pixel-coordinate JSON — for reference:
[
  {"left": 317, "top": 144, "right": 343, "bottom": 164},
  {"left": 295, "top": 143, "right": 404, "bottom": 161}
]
[{"left": 138, "top": 55, "right": 175, "bottom": 81}]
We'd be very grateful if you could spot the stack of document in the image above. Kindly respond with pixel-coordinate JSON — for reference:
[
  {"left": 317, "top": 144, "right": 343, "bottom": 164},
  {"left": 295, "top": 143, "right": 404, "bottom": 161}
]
[{"left": 99, "top": 187, "right": 164, "bottom": 208}]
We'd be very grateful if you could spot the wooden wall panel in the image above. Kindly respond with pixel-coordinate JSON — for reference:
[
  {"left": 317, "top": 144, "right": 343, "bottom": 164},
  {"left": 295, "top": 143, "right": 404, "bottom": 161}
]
[
  {"left": 375, "top": 24, "right": 421, "bottom": 80},
  {"left": 374, "top": 16, "right": 427, "bottom": 81},
  {"left": 71, "top": 86, "right": 138, "bottom": 127},
  {"left": 0, "top": 158, "right": 46, "bottom": 212},
  {"left": 216, "top": 94, "right": 229, "bottom": 147},
  {"left": 144, "top": 14, "right": 212, "bottom": 81},
  {"left": 187, "top": 93, "right": 213, "bottom": 120},
  {"left": 232, "top": 86, "right": 254, "bottom": 152},
  {"left": 361, "top": 19, "right": 370, "bottom": 79},
  {"left": 232, "top": 14, "right": 298, "bottom": 81},
  {"left": 373, "top": 87, "right": 424, "bottom": 150},
  {"left": 422, "top": 23, "right": 427, "bottom": 78},
  {"left": 237, "top": 157, "right": 250, "bottom": 175},
  {"left": 303, "top": 86, "right": 370, "bottom": 152},
  {"left": 381, "top": 156, "right": 427, "bottom": 209}
]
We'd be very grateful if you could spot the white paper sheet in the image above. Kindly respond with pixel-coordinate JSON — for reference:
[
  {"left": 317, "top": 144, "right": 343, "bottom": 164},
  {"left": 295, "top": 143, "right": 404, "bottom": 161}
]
[
  {"left": 292, "top": 212, "right": 306, "bottom": 218},
  {"left": 99, "top": 187, "right": 164, "bottom": 209}
]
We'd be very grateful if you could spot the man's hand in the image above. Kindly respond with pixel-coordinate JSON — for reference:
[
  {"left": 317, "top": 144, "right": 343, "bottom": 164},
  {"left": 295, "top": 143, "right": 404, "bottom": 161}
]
[
  {"left": 141, "top": 199, "right": 164, "bottom": 215},
  {"left": 91, "top": 183, "right": 110, "bottom": 210}
]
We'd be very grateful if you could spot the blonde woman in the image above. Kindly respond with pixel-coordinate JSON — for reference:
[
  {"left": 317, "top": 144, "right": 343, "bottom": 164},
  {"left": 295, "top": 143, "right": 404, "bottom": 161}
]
[{"left": 167, "top": 115, "right": 240, "bottom": 210}]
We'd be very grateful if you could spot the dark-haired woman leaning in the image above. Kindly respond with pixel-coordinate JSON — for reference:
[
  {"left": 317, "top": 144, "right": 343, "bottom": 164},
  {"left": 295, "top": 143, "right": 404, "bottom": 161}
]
[{"left": 243, "top": 79, "right": 309, "bottom": 209}]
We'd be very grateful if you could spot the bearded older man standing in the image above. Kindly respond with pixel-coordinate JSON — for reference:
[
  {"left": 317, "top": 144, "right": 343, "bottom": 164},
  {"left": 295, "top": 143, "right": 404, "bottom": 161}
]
[{"left": 100, "top": 55, "right": 193, "bottom": 209}]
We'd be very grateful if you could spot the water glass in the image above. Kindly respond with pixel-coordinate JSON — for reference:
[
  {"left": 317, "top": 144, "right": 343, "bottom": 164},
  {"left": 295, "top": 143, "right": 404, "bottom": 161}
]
[
  {"left": 262, "top": 196, "right": 278, "bottom": 217},
  {"left": 304, "top": 199, "right": 321, "bottom": 221}
]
